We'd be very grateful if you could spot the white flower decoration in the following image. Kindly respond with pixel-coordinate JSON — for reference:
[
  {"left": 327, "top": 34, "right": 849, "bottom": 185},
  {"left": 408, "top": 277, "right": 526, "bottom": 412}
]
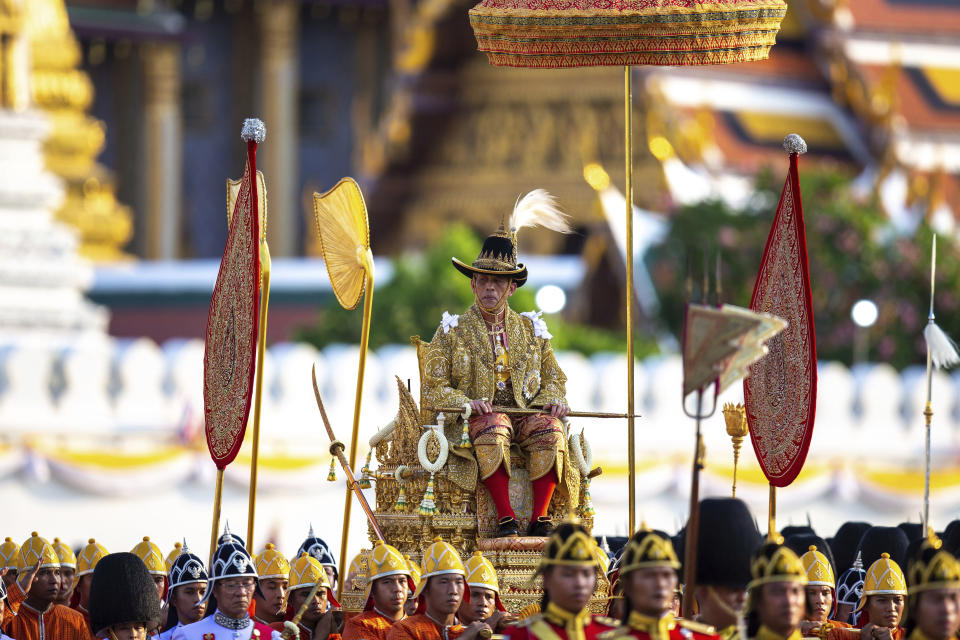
[
  {"left": 521, "top": 310, "right": 553, "bottom": 339},
  {"left": 441, "top": 311, "right": 460, "bottom": 334}
]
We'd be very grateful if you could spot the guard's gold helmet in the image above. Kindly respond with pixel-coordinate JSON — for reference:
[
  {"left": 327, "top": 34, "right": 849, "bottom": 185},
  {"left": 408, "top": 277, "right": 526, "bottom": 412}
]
[
  {"left": 288, "top": 552, "right": 340, "bottom": 608},
  {"left": 538, "top": 522, "right": 599, "bottom": 574},
  {"left": 800, "top": 545, "right": 835, "bottom": 587},
  {"left": 856, "top": 553, "right": 907, "bottom": 612},
  {"left": 131, "top": 536, "right": 166, "bottom": 576},
  {"left": 52, "top": 538, "right": 77, "bottom": 570},
  {"left": 165, "top": 542, "right": 183, "bottom": 572},
  {"left": 412, "top": 537, "right": 467, "bottom": 609},
  {"left": 363, "top": 542, "right": 414, "bottom": 611},
  {"left": 19, "top": 532, "right": 58, "bottom": 571},
  {"left": 255, "top": 543, "right": 291, "bottom": 580},
  {"left": 907, "top": 533, "right": 960, "bottom": 595},
  {"left": 77, "top": 539, "right": 110, "bottom": 578},
  {"left": 465, "top": 551, "right": 506, "bottom": 612},
  {"left": 404, "top": 554, "right": 422, "bottom": 597},
  {"left": 0, "top": 537, "right": 20, "bottom": 571},
  {"left": 620, "top": 528, "right": 681, "bottom": 574}
]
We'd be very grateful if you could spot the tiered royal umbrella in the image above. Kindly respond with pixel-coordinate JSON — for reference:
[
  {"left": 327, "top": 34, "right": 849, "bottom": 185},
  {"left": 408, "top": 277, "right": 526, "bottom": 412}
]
[{"left": 468, "top": 0, "right": 788, "bottom": 535}]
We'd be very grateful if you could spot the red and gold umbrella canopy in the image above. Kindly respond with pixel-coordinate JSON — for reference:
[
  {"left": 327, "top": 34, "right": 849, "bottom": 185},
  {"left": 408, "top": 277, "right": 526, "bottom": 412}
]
[{"left": 470, "top": 0, "right": 787, "bottom": 68}]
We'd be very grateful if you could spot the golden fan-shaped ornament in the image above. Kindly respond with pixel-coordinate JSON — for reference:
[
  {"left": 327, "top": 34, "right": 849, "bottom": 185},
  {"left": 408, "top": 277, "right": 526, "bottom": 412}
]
[{"left": 312, "top": 177, "right": 372, "bottom": 310}]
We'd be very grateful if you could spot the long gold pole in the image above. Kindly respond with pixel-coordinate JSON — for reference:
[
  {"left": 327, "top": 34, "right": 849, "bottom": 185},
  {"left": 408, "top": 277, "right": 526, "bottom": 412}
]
[
  {"left": 624, "top": 65, "right": 636, "bottom": 535},
  {"left": 338, "top": 260, "right": 374, "bottom": 601},
  {"left": 768, "top": 484, "right": 776, "bottom": 536},
  {"left": 246, "top": 240, "right": 271, "bottom": 552},
  {"left": 209, "top": 468, "right": 225, "bottom": 566}
]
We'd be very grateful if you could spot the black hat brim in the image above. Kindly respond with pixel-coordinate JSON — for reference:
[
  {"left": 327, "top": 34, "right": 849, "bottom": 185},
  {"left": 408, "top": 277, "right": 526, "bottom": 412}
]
[{"left": 451, "top": 258, "right": 527, "bottom": 287}]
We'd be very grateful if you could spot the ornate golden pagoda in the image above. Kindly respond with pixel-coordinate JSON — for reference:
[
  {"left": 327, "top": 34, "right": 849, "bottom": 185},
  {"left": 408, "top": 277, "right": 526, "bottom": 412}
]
[{"left": 25, "top": 0, "right": 133, "bottom": 261}]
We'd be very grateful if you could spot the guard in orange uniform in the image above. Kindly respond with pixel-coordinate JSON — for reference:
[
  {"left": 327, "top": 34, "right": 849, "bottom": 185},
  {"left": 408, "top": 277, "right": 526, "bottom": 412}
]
[
  {"left": 6, "top": 533, "right": 93, "bottom": 640},
  {"left": 387, "top": 538, "right": 488, "bottom": 640},
  {"left": 343, "top": 542, "right": 414, "bottom": 640},
  {"left": 503, "top": 522, "right": 618, "bottom": 640}
]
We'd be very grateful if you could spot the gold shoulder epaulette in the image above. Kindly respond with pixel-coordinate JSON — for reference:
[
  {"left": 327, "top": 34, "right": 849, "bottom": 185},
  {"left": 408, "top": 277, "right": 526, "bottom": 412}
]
[
  {"left": 596, "top": 627, "right": 631, "bottom": 640},
  {"left": 593, "top": 617, "right": 621, "bottom": 628},
  {"left": 678, "top": 620, "right": 717, "bottom": 635},
  {"left": 517, "top": 614, "right": 544, "bottom": 629}
]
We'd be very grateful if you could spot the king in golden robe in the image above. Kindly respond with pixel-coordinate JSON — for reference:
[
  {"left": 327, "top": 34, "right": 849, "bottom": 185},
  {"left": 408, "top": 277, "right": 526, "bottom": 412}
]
[{"left": 420, "top": 191, "right": 575, "bottom": 538}]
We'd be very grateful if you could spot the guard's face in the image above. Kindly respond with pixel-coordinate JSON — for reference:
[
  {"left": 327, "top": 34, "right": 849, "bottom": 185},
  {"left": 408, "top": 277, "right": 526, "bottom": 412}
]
[
  {"left": 472, "top": 274, "right": 516, "bottom": 310},
  {"left": 77, "top": 574, "right": 93, "bottom": 608},
  {"left": 2, "top": 570, "right": 17, "bottom": 588},
  {"left": 109, "top": 622, "right": 147, "bottom": 640},
  {"left": 462, "top": 586, "right": 496, "bottom": 622},
  {"left": 805, "top": 585, "right": 833, "bottom": 622},
  {"left": 758, "top": 582, "right": 805, "bottom": 634},
  {"left": 543, "top": 566, "right": 596, "bottom": 614},
  {"left": 56, "top": 567, "right": 76, "bottom": 604},
  {"left": 323, "top": 567, "right": 337, "bottom": 592},
  {"left": 256, "top": 578, "right": 288, "bottom": 617},
  {"left": 215, "top": 577, "right": 256, "bottom": 618},
  {"left": 373, "top": 575, "right": 408, "bottom": 614},
  {"left": 152, "top": 575, "right": 165, "bottom": 599},
  {"left": 867, "top": 594, "right": 904, "bottom": 628},
  {"left": 915, "top": 588, "right": 960, "bottom": 640},
  {"left": 289, "top": 587, "right": 327, "bottom": 623},
  {"left": 424, "top": 575, "right": 465, "bottom": 616},
  {"left": 30, "top": 567, "right": 61, "bottom": 603},
  {"left": 623, "top": 567, "right": 677, "bottom": 617},
  {"left": 172, "top": 583, "right": 208, "bottom": 625}
]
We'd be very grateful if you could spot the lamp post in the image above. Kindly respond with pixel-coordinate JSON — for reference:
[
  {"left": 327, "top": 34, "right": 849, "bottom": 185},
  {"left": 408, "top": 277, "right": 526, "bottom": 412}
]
[{"left": 851, "top": 299, "right": 879, "bottom": 364}]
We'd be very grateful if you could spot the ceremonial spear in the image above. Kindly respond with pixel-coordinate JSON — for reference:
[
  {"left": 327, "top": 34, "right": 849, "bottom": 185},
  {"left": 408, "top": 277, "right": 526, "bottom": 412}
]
[
  {"left": 920, "top": 235, "right": 959, "bottom": 532},
  {"left": 312, "top": 177, "right": 375, "bottom": 600},
  {"left": 203, "top": 119, "right": 264, "bottom": 564},
  {"left": 279, "top": 366, "right": 388, "bottom": 640}
]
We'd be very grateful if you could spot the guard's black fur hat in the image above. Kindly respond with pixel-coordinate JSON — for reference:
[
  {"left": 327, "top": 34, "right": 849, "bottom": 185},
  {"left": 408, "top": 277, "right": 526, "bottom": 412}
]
[
  {"left": 898, "top": 522, "right": 924, "bottom": 543},
  {"left": 786, "top": 533, "right": 836, "bottom": 577},
  {"left": 780, "top": 525, "right": 814, "bottom": 539},
  {"left": 693, "top": 498, "right": 761, "bottom": 588},
  {"left": 858, "top": 526, "right": 910, "bottom": 569},
  {"left": 89, "top": 552, "right": 161, "bottom": 635},
  {"left": 831, "top": 522, "right": 871, "bottom": 572},
  {"left": 943, "top": 520, "right": 960, "bottom": 556}
]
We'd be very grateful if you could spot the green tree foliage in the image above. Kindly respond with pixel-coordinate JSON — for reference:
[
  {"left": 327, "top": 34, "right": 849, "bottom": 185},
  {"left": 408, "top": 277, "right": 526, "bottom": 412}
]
[
  {"left": 646, "top": 168, "right": 960, "bottom": 369},
  {"left": 296, "top": 224, "right": 657, "bottom": 357}
]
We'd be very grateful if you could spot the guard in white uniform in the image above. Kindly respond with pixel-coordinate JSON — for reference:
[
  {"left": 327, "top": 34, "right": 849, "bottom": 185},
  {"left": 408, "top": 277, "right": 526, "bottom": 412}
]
[{"left": 172, "top": 533, "right": 281, "bottom": 640}]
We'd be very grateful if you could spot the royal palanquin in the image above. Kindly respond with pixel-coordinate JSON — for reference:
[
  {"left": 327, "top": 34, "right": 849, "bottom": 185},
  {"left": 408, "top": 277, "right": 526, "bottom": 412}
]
[{"left": 338, "top": 337, "right": 608, "bottom": 614}]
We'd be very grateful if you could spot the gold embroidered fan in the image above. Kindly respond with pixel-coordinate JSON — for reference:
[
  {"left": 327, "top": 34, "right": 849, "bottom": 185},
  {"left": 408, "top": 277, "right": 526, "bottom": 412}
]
[{"left": 312, "top": 177, "right": 374, "bottom": 600}]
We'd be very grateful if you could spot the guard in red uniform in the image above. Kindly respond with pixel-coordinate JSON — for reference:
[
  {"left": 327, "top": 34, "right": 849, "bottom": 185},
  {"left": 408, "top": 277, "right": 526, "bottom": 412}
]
[
  {"left": 598, "top": 527, "right": 718, "bottom": 640},
  {"left": 503, "top": 522, "right": 618, "bottom": 640}
]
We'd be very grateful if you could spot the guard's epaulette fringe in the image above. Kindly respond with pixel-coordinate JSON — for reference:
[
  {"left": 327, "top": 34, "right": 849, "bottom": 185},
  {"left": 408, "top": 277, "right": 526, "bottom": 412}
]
[
  {"left": 593, "top": 617, "right": 621, "bottom": 628},
  {"left": 517, "top": 614, "right": 544, "bottom": 629},
  {"left": 596, "top": 626, "right": 632, "bottom": 640},
  {"left": 678, "top": 619, "right": 717, "bottom": 635}
]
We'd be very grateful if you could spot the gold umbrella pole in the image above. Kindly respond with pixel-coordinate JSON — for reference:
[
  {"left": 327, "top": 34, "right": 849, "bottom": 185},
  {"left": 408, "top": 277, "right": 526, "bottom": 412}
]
[
  {"left": 768, "top": 484, "right": 776, "bottom": 535},
  {"left": 208, "top": 467, "right": 224, "bottom": 566},
  {"left": 723, "top": 403, "right": 748, "bottom": 497},
  {"left": 246, "top": 240, "right": 271, "bottom": 551},
  {"left": 624, "top": 65, "right": 636, "bottom": 536},
  {"left": 338, "top": 257, "right": 374, "bottom": 601}
]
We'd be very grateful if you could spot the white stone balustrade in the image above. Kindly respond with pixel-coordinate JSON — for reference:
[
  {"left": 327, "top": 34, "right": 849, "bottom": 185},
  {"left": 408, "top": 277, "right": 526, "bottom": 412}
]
[{"left": 0, "top": 338, "right": 954, "bottom": 466}]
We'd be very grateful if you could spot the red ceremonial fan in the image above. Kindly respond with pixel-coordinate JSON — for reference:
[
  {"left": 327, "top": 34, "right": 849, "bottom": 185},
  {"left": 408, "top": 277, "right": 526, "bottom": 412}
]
[
  {"left": 203, "top": 118, "right": 264, "bottom": 470},
  {"left": 743, "top": 134, "right": 817, "bottom": 488}
]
